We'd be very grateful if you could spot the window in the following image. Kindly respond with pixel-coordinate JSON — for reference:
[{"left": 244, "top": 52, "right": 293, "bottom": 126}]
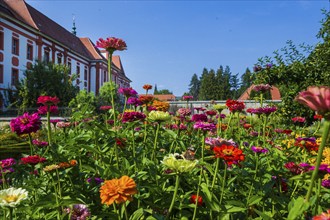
[
  {"left": 84, "top": 68, "right": 88, "bottom": 89},
  {"left": 44, "top": 50, "right": 50, "bottom": 63},
  {"left": 11, "top": 68, "right": 18, "bottom": 86},
  {"left": 76, "top": 65, "right": 80, "bottom": 84},
  {"left": 103, "top": 70, "right": 106, "bottom": 82},
  {"left": 27, "top": 44, "right": 33, "bottom": 60},
  {"left": 67, "top": 61, "right": 71, "bottom": 75},
  {"left": 0, "top": 32, "right": 3, "bottom": 51},
  {"left": 0, "top": 65, "right": 3, "bottom": 83},
  {"left": 12, "top": 37, "right": 19, "bottom": 55},
  {"left": 57, "top": 55, "right": 62, "bottom": 64}
]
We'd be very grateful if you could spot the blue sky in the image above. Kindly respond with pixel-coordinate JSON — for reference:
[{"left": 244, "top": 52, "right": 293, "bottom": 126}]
[{"left": 26, "top": 0, "right": 329, "bottom": 96}]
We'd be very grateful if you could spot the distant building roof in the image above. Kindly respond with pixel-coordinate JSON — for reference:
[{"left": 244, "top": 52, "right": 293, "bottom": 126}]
[{"left": 152, "top": 94, "right": 176, "bottom": 101}]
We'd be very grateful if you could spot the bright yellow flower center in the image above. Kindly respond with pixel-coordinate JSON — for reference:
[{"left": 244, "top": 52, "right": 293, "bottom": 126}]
[
  {"left": 223, "top": 149, "right": 233, "bottom": 155},
  {"left": 4, "top": 195, "right": 18, "bottom": 203}
]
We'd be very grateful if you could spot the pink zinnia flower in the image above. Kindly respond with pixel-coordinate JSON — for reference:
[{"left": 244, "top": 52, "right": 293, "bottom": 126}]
[
  {"left": 292, "top": 116, "right": 306, "bottom": 123},
  {"left": 121, "top": 111, "right": 146, "bottom": 123},
  {"left": 10, "top": 113, "right": 42, "bottom": 135},
  {"left": 295, "top": 86, "right": 330, "bottom": 119},
  {"left": 182, "top": 95, "right": 193, "bottom": 101},
  {"left": 37, "top": 96, "right": 60, "bottom": 106},
  {"left": 253, "top": 84, "right": 272, "bottom": 92},
  {"left": 100, "top": 106, "right": 112, "bottom": 111},
  {"left": 191, "top": 114, "right": 208, "bottom": 122},
  {"left": 177, "top": 108, "right": 191, "bottom": 117},
  {"left": 193, "top": 122, "right": 216, "bottom": 132},
  {"left": 96, "top": 37, "right": 127, "bottom": 52},
  {"left": 251, "top": 146, "right": 268, "bottom": 154},
  {"left": 32, "top": 139, "right": 49, "bottom": 147}
]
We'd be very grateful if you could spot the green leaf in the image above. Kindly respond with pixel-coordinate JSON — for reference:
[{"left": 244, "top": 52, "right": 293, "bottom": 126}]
[
  {"left": 224, "top": 205, "right": 246, "bottom": 213},
  {"left": 287, "top": 197, "right": 309, "bottom": 220},
  {"left": 247, "top": 195, "right": 263, "bottom": 206},
  {"left": 129, "top": 208, "right": 145, "bottom": 220},
  {"left": 254, "top": 209, "right": 273, "bottom": 220}
]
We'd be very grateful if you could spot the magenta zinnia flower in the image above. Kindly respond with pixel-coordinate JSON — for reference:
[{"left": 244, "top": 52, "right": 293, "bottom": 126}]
[
  {"left": 10, "top": 113, "right": 42, "bottom": 135},
  {"left": 121, "top": 111, "right": 146, "bottom": 123},
  {"left": 292, "top": 116, "right": 306, "bottom": 123},
  {"left": 193, "top": 121, "right": 216, "bottom": 132},
  {"left": 182, "top": 95, "right": 193, "bottom": 101},
  {"left": 37, "top": 96, "right": 60, "bottom": 106},
  {"left": 191, "top": 113, "right": 208, "bottom": 122},
  {"left": 96, "top": 37, "right": 127, "bottom": 52},
  {"left": 118, "top": 87, "right": 138, "bottom": 98},
  {"left": 100, "top": 106, "right": 112, "bottom": 111},
  {"left": 0, "top": 158, "right": 16, "bottom": 168},
  {"left": 295, "top": 86, "right": 330, "bottom": 119},
  {"left": 251, "top": 146, "right": 268, "bottom": 154},
  {"left": 32, "top": 139, "right": 49, "bottom": 147}
]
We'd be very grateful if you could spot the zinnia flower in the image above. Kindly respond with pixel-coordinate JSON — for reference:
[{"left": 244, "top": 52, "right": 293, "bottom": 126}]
[
  {"left": 0, "top": 158, "right": 16, "bottom": 168},
  {"left": 152, "top": 100, "right": 170, "bottom": 112},
  {"left": 213, "top": 104, "right": 227, "bottom": 112},
  {"left": 70, "top": 204, "right": 91, "bottom": 220},
  {"left": 100, "top": 175, "right": 138, "bottom": 206},
  {"left": 191, "top": 113, "right": 208, "bottom": 122},
  {"left": 190, "top": 194, "right": 203, "bottom": 206},
  {"left": 148, "top": 111, "right": 171, "bottom": 122},
  {"left": 213, "top": 145, "right": 245, "bottom": 165},
  {"left": 96, "top": 37, "right": 127, "bottom": 52},
  {"left": 37, "top": 96, "right": 60, "bottom": 106},
  {"left": 193, "top": 121, "right": 216, "bottom": 132},
  {"left": 100, "top": 106, "right": 112, "bottom": 111},
  {"left": 121, "top": 111, "right": 146, "bottom": 123},
  {"left": 177, "top": 108, "right": 191, "bottom": 117},
  {"left": 253, "top": 84, "right": 272, "bottom": 92},
  {"left": 32, "top": 139, "right": 48, "bottom": 147},
  {"left": 292, "top": 116, "right": 306, "bottom": 123},
  {"left": 226, "top": 99, "right": 245, "bottom": 113},
  {"left": 182, "top": 95, "right": 193, "bottom": 101},
  {"left": 127, "top": 97, "right": 143, "bottom": 106},
  {"left": 161, "top": 153, "right": 198, "bottom": 173},
  {"left": 143, "top": 84, "right": 152, "bottom": 91},
  {"left": 37, "top": 105, "right": 59, "bottom": 115},
  {"left": 0, "top": 187, "right": 28, "bottom": 207},
  {"left": 118, "top": 87, "right": 138, "bottom": 98},
  {"left": 138, "top": 95, "right": 154, "bottom": 105},
  {"left": 10, "top": 113, "right": 42, "bottom": 135},
  {"left": 295, "top": 86, "right": 330, "bottom": 119},
  {"left": 21, "top": 155, "right": 46, "bottom": 165},
  {"left": 251, "top": 146, "right": 268, "bottom": 154},
  {"left": 313, "top": 209, "right": 330, "bottom": 220}
]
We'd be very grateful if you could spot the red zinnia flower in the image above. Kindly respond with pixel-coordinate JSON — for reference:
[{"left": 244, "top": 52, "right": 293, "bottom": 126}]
[
  {"left": 21, "top": 155, "right": 46, "bottom": 165},
  {"left": 313, "top": 209, "right": 330, "bottom": 220},
  {"left": 314, "top": 114, "right": 323, "bottom": 120},
  {"left": 190, "top": 194, "right": 203, "bottom": 206},
  {"left": 226, "top": 99, "right": 245, "bottom": 113},
  {"left": 37, "top": 96, "right": 60, "bottom": 106},
  {"left": 213, "top": 145, "right": 245, "bottom": 165},
  {"left": 96, "top": 37, "right": 127, "bottom": 53},
  {"left": 143, "top": 84, "right": 152, "bottom": 90}
]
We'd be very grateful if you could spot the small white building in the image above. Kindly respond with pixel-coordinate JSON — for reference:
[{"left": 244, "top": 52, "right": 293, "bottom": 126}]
[{"left": 0, "top": 0, "right": 131, "bottom": 108}]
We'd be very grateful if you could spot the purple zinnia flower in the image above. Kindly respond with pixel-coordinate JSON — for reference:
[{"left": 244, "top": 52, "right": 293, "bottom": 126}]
[
  {"left": 10, "top": 112, "right": 42, "bottom": 135},
  {"left": 205, "top": 137, "right": 238, "bottom": 148},
  {"left": 251, "top": 146, "right": 268, "bottom": 154},
  {"left": 121, "top": 111, "right": 146, "bottom": 123},
  {"left": 0, "top": 158, "right": 16, "bottom": 168},
  {"left": 87, "top": 177, "right": 104, "bottom": 185},
  {"left": 191, "top": 113, "right": 208, "bottom": 122},
  {"left": 37, "top": 105, "right": 59, "bottom": 115},
  {"left": 127, "top": 97, "right": 143, "bottom": 106},
  {"left": 193, "top": 121, "right": 216, "bottom": 132},
  {"left": 70, "top": 204, "right": 91, "bottom": 220},
  {"left": 32, "top": 139, "right": 49, "bottom": 147},
  {"left": 253, "top": 84, "right": 272, "bottom": 92},
  {"left": 322, "top": 179, "right": 330, "bottom": 188}
]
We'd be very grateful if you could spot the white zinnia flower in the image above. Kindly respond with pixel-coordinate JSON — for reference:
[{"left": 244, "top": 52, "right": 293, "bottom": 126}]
[{"left": 0, "top": 187, "right": 28, "bottom": 207}]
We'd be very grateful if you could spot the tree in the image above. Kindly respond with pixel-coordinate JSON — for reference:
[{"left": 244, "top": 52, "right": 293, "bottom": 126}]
[
  {"left": 188, "top": 73, "right": 200, "bottom": 100},
  {"left": 230, "top": 73, "right": 240, "bottom": 99},
  {"left": 199, "top": 68, "right": 217, "bottom": 100},
  {"left": 153, "top": 84, "right": 158, "bottom": 95},
  {"left": 154, "top": 89, "right": 173, "bottom": 95},
  {"left": 15, "top": 61, "right": 79, "bottom": 111}
]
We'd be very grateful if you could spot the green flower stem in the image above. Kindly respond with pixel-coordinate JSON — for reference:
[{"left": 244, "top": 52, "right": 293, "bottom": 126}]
[
  {"left": 246, "top": 154, "right": 259, "bottom": 206},
  {"left": 143, "top": 121, "right": 147, "bottom": 144},
  {"left": 0, "top": 166, "right": 7, "bottom": 189},
  {"left": 314, "top": 178, "right": 322, "bottom": 216},
  {"left": 107, "top": 52, "right": 116, "bottom": 126},
  {"left": 152, "top": 123, "right": 161, "bottom": 162},
  {"left": 123, "top": 202, "right": 129, "bottom": 220},
  {"left": 211, "top": 158, "right": 220, "bottom": 189},
  {"left": 167, "top": 174, "right": 180, "bottom": 218},
  {"left": 28, "top": 133, "right": 33, "bottom": 155},
  {"left": 114, "top": 142, "right": 120, "bottom": 170},
  {"left": 9, "top": 207, "right": 12, "bottom": 220},
  {"left": 260, "top": 93, "right": 263, "bottom": 107},
  {"left": 113, "top": 204, "right": 121, "bottom": 220},
  {"left": 219, "top": 163, "right": 227, "bottom": 205},
  {"left": 313, "top": 120, "right": 321, "bottom": 136},
  {"left": 201, "top": 134, "right": 206, "bottom": 162},
  {"left": 50, "top": 173, "right": 61, "bottom": 220},
  {"left": 192, "top": 168, "right": 203, "bottom": 220},
  {"left": 305, "top": 120, "right": 330, "bottom": 202},
  {"left": 217, "top": 115, "right": 222, "bottom": 136},
  {"left": 46, "top": 107, "right": 52, "bottom": 146}
]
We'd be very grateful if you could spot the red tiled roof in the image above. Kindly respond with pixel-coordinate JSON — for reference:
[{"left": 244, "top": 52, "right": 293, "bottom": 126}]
[
  {"left": 80, "top": 37, "right": 105, "bottom": 60},
  {"left": 153, "top": 94, "right": 176, "bottom": 101},
  {"left": 113, "top": 55, "right": 123, "bottom": 70},
  {"left": 2, "top": 0, "right": 96, "bottom": 60}
]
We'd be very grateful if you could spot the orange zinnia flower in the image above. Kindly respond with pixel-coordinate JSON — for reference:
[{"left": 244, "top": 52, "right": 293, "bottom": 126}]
[
  {"left": 213, "top": 145, "right": 245, "bottom": 165},
  {"left": 152, "top": 100, "right": 170, "bottom": 112},
  {"left": 139, "top": 95, "right": 154, "bottom": 105},
  {"left": 143, "top": 84, "right": 152, "bottom": 90},
  {"left": 100, "top": 176, "right": 138, "bottom": 206}
]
